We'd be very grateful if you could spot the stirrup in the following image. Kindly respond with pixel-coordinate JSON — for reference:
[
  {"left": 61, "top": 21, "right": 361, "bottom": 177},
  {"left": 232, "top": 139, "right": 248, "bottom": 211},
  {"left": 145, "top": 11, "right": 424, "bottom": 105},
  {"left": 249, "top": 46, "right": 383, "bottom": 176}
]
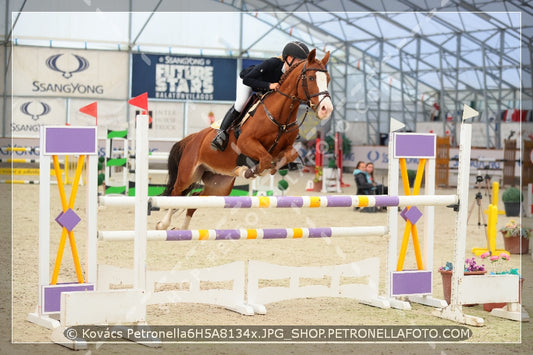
[{"left": 210, "top": 130, "right": 229, "bottom": 151}]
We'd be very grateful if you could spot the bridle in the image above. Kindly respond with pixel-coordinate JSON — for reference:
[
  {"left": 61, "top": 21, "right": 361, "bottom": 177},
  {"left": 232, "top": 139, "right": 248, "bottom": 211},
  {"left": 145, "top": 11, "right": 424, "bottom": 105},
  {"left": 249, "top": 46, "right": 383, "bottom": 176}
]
[{"left": 259, "top": 59, "right": 330, "bottom": 154}]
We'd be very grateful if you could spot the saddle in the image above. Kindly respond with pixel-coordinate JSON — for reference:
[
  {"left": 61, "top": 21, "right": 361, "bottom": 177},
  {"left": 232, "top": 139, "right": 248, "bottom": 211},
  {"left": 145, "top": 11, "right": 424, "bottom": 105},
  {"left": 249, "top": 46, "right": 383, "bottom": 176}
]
[{"left": 232, "top": 93, "right": 262, "bottom": 138}]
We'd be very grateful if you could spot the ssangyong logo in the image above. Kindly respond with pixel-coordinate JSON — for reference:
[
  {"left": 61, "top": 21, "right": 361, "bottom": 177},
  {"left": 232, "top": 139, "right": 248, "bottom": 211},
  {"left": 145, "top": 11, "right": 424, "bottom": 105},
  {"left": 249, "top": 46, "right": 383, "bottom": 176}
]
[
  {"left": 45, "top": 53, "right": 89, "bottom": 79},
  {"left": 33, "top": 53, "right": 103, "bottom": 95},
  {"left": 20, "top": 101, "right": 51, "bottom": 121}
]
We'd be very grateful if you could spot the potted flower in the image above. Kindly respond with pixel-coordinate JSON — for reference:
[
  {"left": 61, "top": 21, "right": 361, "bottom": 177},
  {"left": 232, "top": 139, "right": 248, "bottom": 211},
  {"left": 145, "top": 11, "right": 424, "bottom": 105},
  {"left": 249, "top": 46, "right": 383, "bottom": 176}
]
[
  {"left": 501, "top": 187, "right": 522, "bottom": 217},
  {"left": 313, "top": 166, "right": 323, "bottom": 191},
  {"left": 479, "top": 252, "right": 523, "bottom": 311},
  {"left": 500, "top": 219, "right": 530, "bottom": 254},
  {"left": 438, "top": 258, "right": 486, "bottom": 305}
]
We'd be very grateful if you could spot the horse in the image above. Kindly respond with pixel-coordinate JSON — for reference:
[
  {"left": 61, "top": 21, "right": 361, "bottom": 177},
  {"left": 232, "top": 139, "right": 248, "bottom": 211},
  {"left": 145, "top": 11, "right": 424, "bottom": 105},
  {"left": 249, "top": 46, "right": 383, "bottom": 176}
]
[{"left": 156, "top": 49, "right": 333, "bottom": 230}]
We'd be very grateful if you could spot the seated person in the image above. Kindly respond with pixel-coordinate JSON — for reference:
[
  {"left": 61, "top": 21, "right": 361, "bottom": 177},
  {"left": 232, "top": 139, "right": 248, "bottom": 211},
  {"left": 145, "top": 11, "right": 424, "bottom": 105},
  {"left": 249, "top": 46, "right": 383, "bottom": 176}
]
[
  {"left": 353, "top": 161, "right": 375, "bottom": 195},
  {"left": 366, "top": 162, "right": 388, "bottom": 195}
]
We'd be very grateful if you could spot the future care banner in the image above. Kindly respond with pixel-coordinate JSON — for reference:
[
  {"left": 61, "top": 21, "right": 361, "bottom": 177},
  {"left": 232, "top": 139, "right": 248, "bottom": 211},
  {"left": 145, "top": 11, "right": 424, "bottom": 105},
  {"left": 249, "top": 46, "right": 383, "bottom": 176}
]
[
  {"left": 131, "top": 53, "right": 237, "bottom": 101},
  {"left": 13, "top": 46, "right": 128, "bottom": 99}
]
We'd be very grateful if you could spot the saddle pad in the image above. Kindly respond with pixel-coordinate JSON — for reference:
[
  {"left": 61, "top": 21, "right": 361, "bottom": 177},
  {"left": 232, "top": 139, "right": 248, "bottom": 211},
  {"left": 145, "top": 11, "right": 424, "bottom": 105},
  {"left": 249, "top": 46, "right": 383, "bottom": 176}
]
[
  {"left": 210, "top": 99, "right": 262, "bottom": 130},
  {"left": 238, "top": 99, "right": 261, "bottom": 127}
]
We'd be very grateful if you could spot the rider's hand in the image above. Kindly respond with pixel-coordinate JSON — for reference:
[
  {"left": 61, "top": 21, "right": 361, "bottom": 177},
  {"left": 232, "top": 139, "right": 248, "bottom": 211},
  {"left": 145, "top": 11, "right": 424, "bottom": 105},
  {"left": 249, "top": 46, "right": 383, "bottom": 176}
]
[{"left": 269, "top": 83, "right": 280, "bottom": 90}]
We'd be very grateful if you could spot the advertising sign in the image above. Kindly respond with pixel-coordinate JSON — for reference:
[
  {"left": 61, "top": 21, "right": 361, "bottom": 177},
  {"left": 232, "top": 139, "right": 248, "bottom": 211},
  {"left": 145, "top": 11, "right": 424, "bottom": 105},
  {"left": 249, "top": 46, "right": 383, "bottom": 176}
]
[
  {"left": 131, "top": 53, "right": 237, "bottom": 101},
  {"left": 13, "top": 46, "right": 128, "bottom": 99},
  {"left": 11, "top": 97, "right": 66, "bottom": 137}
]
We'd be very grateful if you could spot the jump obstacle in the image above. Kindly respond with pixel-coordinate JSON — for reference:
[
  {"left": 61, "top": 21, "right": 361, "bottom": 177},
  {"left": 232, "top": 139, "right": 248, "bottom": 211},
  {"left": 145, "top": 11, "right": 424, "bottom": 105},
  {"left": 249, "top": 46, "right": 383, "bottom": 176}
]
[
  {"left": 27, "top": 107, "right": 527, "bottom": 348},
  {"left": 0, "top": 146, "right": 83, "bottom": 185},
  {"left": 97, "top": 110, "right": 522, "bottom": 322},
  {"left": 307, "top": 132, "right": 346, "bottom": 193},
  {"left": 104, "top": 128, "right": 168, "bottom": 196}
]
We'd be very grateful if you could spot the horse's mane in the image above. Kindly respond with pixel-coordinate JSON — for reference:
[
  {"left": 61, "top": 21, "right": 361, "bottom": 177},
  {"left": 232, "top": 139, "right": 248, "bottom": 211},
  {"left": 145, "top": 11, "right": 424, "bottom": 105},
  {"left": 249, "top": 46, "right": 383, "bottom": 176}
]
[{"left": 278, "top": 59, "right": 306, "bottom": 86}]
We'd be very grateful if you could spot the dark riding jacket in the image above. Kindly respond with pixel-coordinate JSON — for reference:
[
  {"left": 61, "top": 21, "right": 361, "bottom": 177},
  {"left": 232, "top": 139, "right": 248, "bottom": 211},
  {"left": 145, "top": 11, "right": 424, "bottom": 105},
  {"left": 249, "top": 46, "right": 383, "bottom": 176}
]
[
  {"left": 240, "top": 57, "right": 284, "bottom": 93},
  {"left": 353, "top": 169, "right": 374, "bottom": 195}
]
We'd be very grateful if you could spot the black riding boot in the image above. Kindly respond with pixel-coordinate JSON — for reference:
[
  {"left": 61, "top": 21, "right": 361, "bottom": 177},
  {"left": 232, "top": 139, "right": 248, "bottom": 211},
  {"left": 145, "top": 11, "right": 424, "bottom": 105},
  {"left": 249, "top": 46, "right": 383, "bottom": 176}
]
[{"left": 211, "top": 106, "right": 240, "bottom": 151}]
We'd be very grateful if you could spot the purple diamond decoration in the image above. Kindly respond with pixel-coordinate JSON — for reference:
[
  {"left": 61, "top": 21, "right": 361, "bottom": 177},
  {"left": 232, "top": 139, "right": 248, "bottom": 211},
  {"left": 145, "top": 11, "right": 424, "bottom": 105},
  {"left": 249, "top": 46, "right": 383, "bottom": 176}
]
[
  {"left": 404, "top": 206, "right": 423, "bottom": 225},
  {"left": 400, "top": 207, "right": 409, "bottom": 222},
  {"left": 55, "top": 208, "right": 81, "bottom": 232}
]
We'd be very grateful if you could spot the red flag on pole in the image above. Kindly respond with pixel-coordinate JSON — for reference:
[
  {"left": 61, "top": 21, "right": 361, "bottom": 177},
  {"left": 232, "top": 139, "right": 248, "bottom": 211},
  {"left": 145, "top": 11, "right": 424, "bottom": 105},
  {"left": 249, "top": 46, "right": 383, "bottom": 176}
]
[
  {"left": 79, "top": 102, "right": 98, "bottom": 125},
  {"left": 128, "top": 92, "right": 148, "bottom": 112}
]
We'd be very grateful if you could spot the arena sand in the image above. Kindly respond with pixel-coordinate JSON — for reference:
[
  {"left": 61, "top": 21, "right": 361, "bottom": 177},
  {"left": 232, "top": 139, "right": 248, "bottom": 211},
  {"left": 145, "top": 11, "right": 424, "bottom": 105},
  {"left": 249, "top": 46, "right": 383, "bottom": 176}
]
[{"left": 4, "top": 170, "right": 533, "bottom": 354}]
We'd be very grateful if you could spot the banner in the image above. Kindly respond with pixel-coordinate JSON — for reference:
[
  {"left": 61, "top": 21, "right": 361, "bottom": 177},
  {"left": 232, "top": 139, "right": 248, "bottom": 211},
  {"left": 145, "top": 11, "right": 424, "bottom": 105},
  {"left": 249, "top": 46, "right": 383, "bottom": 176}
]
[
  {"left": 11, "top": 97, "right": 67, "bottom": 137},
  {"left": 13, "top": 46, "right": 128, "bottom": 99},
  {"left": 69, "top": 99, "right": 128, "bottom": 140},
  {"left": 128, "top": 101, "right": 184, "bottom": 141},
  {"left": 131, "top": 53, "right": 237, "bottom": 101}
]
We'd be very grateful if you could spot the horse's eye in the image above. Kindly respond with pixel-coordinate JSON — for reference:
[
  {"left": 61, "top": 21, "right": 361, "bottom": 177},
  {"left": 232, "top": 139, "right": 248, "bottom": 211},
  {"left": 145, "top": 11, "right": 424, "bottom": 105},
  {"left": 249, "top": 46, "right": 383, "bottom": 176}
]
[{"left": 309, "top": 76, "right": 315, "bottom": 81}]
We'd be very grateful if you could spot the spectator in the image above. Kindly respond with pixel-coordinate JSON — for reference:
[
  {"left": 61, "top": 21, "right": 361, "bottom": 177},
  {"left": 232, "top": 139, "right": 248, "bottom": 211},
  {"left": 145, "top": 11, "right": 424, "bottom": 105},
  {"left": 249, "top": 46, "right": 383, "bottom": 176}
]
[
  {"left": 353, "top": 161, "right": 374, "bottom": 195},
  {"left": 366, "top": 162, "right": 388, "bottom": 195},
  {"left": 431, "top": 102, "right": 440, "bottom": 121}
]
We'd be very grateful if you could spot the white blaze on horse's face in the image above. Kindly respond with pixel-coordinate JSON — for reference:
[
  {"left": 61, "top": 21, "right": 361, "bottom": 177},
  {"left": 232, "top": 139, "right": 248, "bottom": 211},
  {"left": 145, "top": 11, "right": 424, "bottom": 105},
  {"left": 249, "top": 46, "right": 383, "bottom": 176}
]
[{"left": 316, "top": 71, "right": 333, "bottom": 120}]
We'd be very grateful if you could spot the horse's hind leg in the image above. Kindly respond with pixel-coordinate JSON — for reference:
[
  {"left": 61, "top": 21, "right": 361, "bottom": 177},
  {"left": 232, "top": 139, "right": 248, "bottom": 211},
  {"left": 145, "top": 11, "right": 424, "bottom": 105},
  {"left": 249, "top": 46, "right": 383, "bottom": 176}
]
[
  {"left": 156, "top": 165, "right": 202, "bottom": 230},
  {"left": 179, "top": 173, "right": 236, "bottom": 230},
  {"left": 181, "top": 208, "right": 196, "bottom": 230}
]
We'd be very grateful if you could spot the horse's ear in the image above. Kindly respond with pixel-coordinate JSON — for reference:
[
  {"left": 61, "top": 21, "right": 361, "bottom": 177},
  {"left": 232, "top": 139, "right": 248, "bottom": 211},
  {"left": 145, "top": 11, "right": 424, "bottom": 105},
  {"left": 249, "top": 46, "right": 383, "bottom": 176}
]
[
  {"left": 321, "top": 51, "right": 330, "bottom": 66},
  {"left": 307, "top": 48, "right": 316, "bottom": 62}
]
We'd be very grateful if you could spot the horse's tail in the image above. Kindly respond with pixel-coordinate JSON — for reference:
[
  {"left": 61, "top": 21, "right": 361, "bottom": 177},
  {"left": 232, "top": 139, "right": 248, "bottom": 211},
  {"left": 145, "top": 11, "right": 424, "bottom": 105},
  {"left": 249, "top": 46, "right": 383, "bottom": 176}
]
[{"left": 161, "top": 133, "right": 197, "bottom": 196}]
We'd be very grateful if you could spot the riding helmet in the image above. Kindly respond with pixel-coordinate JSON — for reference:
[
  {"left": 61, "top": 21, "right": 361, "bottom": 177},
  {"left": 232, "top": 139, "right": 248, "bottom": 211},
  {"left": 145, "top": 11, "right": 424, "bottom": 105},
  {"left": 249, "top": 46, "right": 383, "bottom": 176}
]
[{"left": 282, "top": 41, "right": 310, "bottom": 61}]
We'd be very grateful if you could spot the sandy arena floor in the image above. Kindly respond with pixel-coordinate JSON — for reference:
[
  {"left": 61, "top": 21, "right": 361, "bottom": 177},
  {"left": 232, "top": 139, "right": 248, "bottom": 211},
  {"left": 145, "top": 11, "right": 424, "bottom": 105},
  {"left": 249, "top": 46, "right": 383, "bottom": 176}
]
[{"left": 4, "top": 170, "right": 533, "bottom": 354}]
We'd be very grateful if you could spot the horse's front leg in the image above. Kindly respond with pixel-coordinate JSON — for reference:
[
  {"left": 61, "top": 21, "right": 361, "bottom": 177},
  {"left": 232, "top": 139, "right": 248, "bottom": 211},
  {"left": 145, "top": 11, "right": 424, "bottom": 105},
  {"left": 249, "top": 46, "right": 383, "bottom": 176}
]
[
  {"left": 156, "top": 208, "right": 184, "bottom": 230},
  {"left": 270, "top": 146, "right": 299, "bottom": 174},
  {"left": 236, "top": 139, "right": 273, "bottom": 178}
]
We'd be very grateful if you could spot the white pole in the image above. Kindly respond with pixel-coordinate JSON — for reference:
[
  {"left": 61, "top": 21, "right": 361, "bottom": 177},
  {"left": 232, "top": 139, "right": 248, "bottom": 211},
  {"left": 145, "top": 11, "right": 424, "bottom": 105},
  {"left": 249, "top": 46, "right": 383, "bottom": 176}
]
[
  {"left": 134, "top": 115, "right": 149, "bottom": 290},
  {"left": 86, "top": 154, "right": 98, "bottom": 283},
  {"left": 425, "top": 155, "right": 436, "bottom": 274},
  {"left": 38, "top": 127, "right": 50, "bottom": 314},
  {"left": 386, "top": 132, "right": 399, "bottom": 299},
  {"left": 450, "top": 122, "right": 472, "bottom": 309}
]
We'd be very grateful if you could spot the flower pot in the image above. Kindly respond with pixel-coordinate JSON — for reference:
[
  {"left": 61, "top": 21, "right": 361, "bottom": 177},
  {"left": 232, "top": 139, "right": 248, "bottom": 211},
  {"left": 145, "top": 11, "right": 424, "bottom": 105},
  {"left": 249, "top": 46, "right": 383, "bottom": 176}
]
[
  {"left": 439, "top": 269, "right": 486, "bottom": 306},
  {"left": 313, "top": 181, "right": 322, "bottom": 192},
  {"left": 502, "top": 232, "right": 530, "bottom": 254},
  {"left": 483, "top": 278, "right": 524, "bottom": 311},
  {"left": 503, "top": 202, "right": 520, "bottom": 217}
]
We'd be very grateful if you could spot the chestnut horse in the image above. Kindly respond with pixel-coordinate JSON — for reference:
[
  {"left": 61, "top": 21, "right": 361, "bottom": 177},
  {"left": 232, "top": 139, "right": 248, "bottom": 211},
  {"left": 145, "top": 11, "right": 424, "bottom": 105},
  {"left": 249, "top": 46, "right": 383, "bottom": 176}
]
[{"left": 156, "top": 49, "right": 333, "bottom": 230}]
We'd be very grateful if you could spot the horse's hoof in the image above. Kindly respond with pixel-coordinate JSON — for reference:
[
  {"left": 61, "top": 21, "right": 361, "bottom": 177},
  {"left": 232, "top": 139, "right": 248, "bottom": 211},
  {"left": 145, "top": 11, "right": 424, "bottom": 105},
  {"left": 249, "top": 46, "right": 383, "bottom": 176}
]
[
  {"left": 156, "top": 221, "right": 166, "bottom": 230},
  {"left": 244, "top": 168, "right": 255, "bottom": 179}
]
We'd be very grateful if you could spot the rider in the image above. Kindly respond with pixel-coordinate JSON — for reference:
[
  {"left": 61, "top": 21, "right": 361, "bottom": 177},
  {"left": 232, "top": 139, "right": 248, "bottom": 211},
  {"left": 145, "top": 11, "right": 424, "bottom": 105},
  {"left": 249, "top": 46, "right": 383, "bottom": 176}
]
[{"left": 211, "top": 41, "right": 310, "bottom": 151}]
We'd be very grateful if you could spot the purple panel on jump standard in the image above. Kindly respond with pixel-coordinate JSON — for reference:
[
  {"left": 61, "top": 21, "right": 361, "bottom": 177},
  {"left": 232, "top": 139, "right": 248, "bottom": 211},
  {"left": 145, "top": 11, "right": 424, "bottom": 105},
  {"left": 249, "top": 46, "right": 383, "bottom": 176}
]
[
  {"left": 393, "top": 133, "right": 435, "bottom": 158},
  {"left": 42, "top": 126, "right": 97, "bottom": 155},
  {"left": 391, "top": 271, "right": 432, "bottom": 296},
  {"left": 42, "top": 283, "right": 94, "bottom": 314}
]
